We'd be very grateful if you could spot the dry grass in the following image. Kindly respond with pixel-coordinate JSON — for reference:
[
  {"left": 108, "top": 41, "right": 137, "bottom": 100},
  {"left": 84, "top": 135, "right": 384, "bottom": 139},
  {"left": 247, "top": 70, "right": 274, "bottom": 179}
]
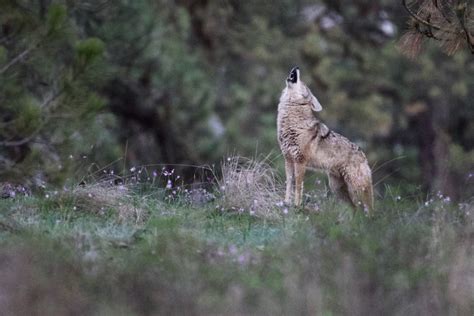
[
  {"left": 51, "top": 183, "right": 148, "bottom": 223},
  {"left": 217, "top": 156, "right": 284, "bottom": 219}
]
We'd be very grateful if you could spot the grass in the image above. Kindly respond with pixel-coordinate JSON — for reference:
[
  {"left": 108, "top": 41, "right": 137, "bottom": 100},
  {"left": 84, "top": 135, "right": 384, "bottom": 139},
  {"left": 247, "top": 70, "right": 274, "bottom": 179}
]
[{"left": 0, "top": 160, "right": 472, "bottom": 315}]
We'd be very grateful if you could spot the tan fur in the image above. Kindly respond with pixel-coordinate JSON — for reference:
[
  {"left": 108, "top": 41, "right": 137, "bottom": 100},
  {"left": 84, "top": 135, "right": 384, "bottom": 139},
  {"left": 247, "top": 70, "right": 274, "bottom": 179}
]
[{"left": 277, "top": 68, "right": 374, "bottom": 215}]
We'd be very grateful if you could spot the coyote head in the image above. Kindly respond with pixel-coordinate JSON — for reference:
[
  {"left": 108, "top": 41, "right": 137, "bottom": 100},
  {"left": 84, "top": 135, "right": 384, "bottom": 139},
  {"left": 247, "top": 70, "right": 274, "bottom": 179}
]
[{"left": 281, "top": 66, "right": 322, "bottom": 112}]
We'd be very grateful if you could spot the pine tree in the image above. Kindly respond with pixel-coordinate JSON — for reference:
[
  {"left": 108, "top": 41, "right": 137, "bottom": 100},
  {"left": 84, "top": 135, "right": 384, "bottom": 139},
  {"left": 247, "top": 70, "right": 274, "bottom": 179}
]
[{"left": 0, "top": 1, "right": 108, "bottom": 185}]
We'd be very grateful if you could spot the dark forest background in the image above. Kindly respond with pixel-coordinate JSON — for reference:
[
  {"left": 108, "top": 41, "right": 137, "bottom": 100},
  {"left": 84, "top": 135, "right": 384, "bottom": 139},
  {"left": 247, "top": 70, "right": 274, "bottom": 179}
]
[{"left": 1, "top": 0, "right": 473, "bottom": 199}]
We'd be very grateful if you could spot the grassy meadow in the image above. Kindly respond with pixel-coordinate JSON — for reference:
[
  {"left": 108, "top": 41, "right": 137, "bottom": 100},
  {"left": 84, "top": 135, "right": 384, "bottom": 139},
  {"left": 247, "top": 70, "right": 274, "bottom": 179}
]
[
  {"left": 0, "top": 159, "right": 472, "bottom": 315},
  {"left": 1, "top": 2, "right": 473, "bottom": 315}
]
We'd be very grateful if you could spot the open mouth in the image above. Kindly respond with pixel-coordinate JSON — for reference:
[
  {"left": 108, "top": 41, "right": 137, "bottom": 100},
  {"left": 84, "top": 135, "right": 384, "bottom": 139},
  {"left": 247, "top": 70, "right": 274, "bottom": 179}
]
[{"left": 287, "top": 66, "right": 299, "bottom": 83}]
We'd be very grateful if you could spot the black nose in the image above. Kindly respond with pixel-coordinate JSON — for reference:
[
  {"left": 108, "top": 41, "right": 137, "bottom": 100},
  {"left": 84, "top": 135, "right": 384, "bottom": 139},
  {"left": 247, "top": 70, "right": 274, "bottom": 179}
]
[{"left": 287, "top": 66, "right": 299, "bottom": 83}]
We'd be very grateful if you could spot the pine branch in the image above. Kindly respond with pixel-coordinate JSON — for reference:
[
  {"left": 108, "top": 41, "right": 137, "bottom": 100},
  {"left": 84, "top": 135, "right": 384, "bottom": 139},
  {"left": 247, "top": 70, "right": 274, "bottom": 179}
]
[
  {"left": 0, "top": 123, "right": 45, "bottom": 147},
  {"left": 402, "top": 0, "right": 447, "bottom": 31},
  {"left": 0, "top": 47, "right": 33, "bottom": 75},
  {"left": 401, "top": 0, "right": 474, "bottom": 55},
  {"left": 0, "top": 62, "right": 91, "bottom": 147},
  {"left": 457, "top": 3, "right": 474, "bottom": 54},
  {"left": 432, "top": 0, "right": 453, "bottom": 23}
]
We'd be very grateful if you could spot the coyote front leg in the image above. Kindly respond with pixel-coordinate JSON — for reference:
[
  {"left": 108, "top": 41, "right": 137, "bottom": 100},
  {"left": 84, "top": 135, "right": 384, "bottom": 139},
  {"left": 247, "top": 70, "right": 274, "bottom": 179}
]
[
  {"left": 284, "top": 159, "right": 294, "bottom": 205},
  {"left": 294, "top": 163, "right": 307, "bottom": 206}
]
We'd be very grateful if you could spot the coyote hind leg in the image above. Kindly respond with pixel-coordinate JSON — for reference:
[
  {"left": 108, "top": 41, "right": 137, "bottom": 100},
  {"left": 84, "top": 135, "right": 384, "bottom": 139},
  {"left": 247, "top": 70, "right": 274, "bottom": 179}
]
[
  {"left": 345, "top": 178, "right": 374, "bottom": 216},
  {"left": 328, "top": 174, "right": 355, "bottom": 208}
]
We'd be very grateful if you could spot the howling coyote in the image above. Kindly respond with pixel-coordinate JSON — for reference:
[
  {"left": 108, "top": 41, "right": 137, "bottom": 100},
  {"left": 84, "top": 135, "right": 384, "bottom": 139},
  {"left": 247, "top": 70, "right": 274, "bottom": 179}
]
[{"left": 277, "top": 67, "right": 374, "bottom": 214}]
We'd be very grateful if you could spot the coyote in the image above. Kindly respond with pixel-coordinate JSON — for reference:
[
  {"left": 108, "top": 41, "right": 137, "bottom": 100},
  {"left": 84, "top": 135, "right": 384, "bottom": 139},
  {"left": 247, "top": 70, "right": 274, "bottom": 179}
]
[{"left": 277, "top": 67, "right": 374, "bottom": 214}]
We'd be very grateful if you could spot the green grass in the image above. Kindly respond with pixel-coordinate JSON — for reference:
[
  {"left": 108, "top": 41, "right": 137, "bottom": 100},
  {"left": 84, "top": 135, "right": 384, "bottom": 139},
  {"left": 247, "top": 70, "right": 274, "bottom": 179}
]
[{"left": 0, "top": 186, "right": 472, "bottom": 315}]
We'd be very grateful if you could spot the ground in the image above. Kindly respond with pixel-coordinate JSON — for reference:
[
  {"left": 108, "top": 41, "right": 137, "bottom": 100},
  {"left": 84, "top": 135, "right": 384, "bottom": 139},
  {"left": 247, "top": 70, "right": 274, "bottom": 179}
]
[{"left": 0, "top": 182, "right": 472, "bottom": 315}]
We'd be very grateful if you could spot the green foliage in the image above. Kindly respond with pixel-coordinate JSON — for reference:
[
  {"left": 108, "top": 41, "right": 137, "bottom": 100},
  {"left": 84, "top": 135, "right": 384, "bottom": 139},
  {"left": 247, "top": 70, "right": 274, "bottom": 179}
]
[
  {"left": 0, "top": 45, "right": 6, "bottom": 64},
  {"left": 75, "top": 37, "right": 104, "bottom": 66},
  {"left": 46, "top": 3, "right": 67, "bottom": 35},
  {"left": 13, "top": 96, "right": 41, "bottom": 134},
  {"left": 0, "top": 1, "right": 117, "bottom": 183}
]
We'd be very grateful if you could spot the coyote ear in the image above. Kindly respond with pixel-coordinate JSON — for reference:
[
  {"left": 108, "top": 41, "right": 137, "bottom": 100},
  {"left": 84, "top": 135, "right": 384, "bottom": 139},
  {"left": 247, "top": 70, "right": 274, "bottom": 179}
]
[
  {"left": 310, "top": 93, "right": 323, "bottom": 112},
  {"left": 319, "top": 122, "right": 330, "bottom": 138}
]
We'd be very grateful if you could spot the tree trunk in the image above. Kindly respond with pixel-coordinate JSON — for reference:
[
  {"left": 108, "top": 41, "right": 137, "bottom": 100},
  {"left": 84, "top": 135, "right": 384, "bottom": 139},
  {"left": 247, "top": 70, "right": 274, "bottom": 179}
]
[{"left": 409, "top": 101, "right": 456, "bottom": 199}]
